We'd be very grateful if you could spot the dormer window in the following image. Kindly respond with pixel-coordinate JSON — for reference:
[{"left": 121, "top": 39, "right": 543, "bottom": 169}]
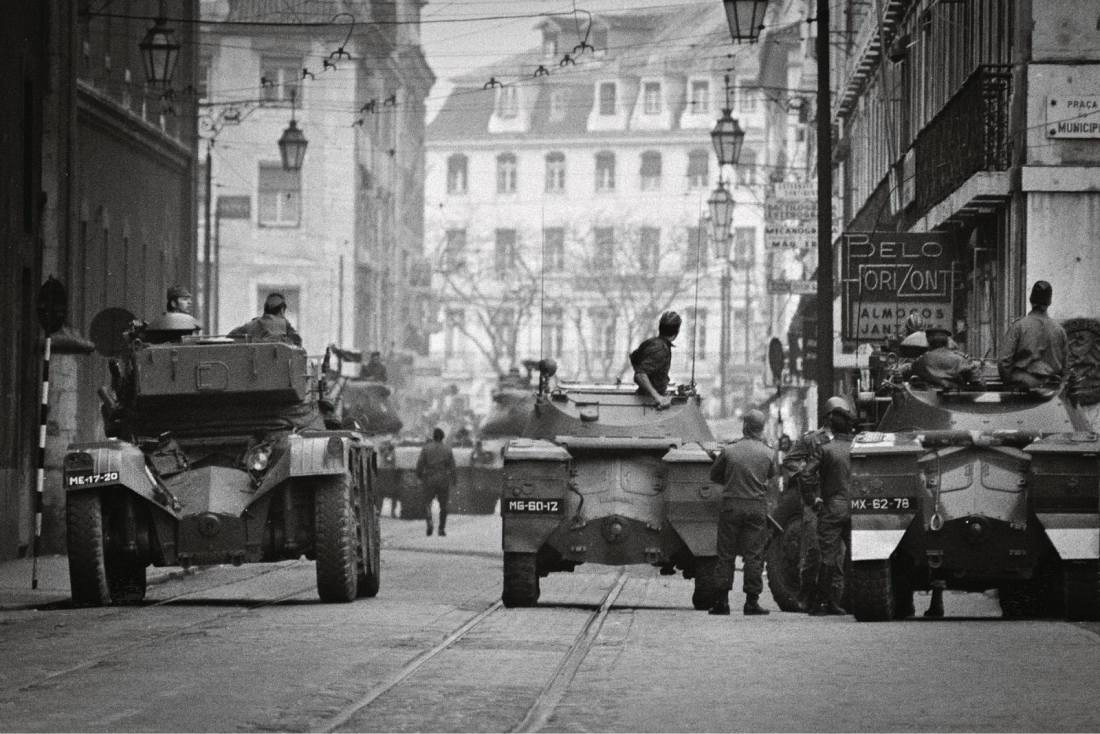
[
  {"left": 496, "top": 86, "right": 519, "bottom": 119},
  {"left": 543, "top": 32, "right": 559, "bottom": 57},
  {"left": 598, "top": 82, "right": 616, "bottom": 116},
  {"left": 549, "top": 88, "right": 568, "bottom": 120},
  {"left": 643, "top": 82, "right": 662, "bottom": 115}
]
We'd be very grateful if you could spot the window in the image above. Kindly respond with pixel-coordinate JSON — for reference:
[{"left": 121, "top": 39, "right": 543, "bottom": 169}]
[
  {"left": 544, "top": 227, "right": 565, "bottom": 271},
  {"left": 640, "top": 151, "right": 662, "bottom": 191},
  {"left": 496, "top": 86, "right": 519, "bottom": 119},
  {"left": 496, "top": 153, "right": 517, "bottom": 194},
  {"left": 639, "top": 227, "right": 660, "bottom": 270},
  {"left": 545, "top": 152, "right": 566, "bottom": 193},
  {"left": 492, "top": 307, "right": 517, "bottom": 351},
  {"left": 260, "top": 56, "right": 301, "bottom": 104},
  {"left": 595, "top": 151, "right": 615, "bottom": 192},
  {"left": 592, "top": 28, "right": 608, "bottom": 51},
  {"left": 734, "top": 227, "right": 756, "bottom": 268},
  {"left": 549, "top": 88, "right": 568, "bottom": 120},
  {"left": 258, "top": 163, "right": 301, "bottom": 226},
  {"left": 643, "top": 82, "right": 662, "bottom": 115},
  {"left": 591, "top": 308, "right": 616, "bottom": 357},
  {"left": 737, "top": 81, "right": 757, "bottom": 112},
  {"left": 257, "top": 286, "right": 300, "bottom": 326},
  {"left": 594, "top": 227, "right": 614, "bottom": 269},
  {"left": 684, "top": 226, "right": 707, "bottom": 269},
  {"left": 687, "top": 149, "right": 709, "bottom": 189},
  {"left": 443, "top": 228, "right": 466, "bottom": 270},
  {"left": 445, "top": 308, "right": 465, "bottom": 358},
  {"left": 196, "top": 56, "right": 210, "bottom": 99},
  {"left": 688, "top": 308, "right": 707, "bottom": 360},
  {"left": 735, "top": 149, "right": 757, "bottom": 185},
  {"left": 543, "top": 32, "right": 558, "bottom": 57},
  {"left": 598, "top": 82, "right": 616, "bottom": 116},
  {"left": 446, "top": 154, "right": 468, "bottom": 195},
  {"left": 543, "top": 307, "right": 564, "bottom": 357},
  {"left": 495, "top": 229, "right": 517, "bottom": 275},
  {"left": 689, "top": 80, "right": 710, "bottom": 114}
]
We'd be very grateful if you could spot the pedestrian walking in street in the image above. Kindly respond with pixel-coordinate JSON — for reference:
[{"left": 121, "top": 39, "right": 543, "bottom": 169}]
[
  {"left": 631, "top": 311, "right": 681, "bottom": 410},
  {"left": 707, "top": 409, "right": 778, "bottom": 616},
  {"left": 784, "top": 396, "right": 855, "bottom": 616},
  {"left": 416, "top": 427, "right": 456, "bottom": 537},
  {"left": 998, "top": 280, "right": 1070, "bottom": 387}
]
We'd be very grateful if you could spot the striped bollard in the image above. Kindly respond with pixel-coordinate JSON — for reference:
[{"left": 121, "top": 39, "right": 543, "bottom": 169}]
[{"left": 31, "top": 337, "right": 51, "bottom": 590}]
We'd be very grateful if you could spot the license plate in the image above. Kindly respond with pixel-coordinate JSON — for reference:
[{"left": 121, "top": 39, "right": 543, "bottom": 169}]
[
  {"left": 503, "top": 498, "right": 563, "bottom": 514},
  {"left": 850, "top": 496, "right": 917, "bottom": 513},
  {"left": 65, "top": 471, "right": 120, "bottom": 488}
]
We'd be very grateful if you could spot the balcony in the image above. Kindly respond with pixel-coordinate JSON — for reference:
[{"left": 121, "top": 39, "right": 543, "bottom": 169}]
[{"left": 912, "top": 65, "right": 1013, "bottom": 218}]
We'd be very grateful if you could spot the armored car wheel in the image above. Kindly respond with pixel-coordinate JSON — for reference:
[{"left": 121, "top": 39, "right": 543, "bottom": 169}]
[
  {"left": 355, "top": 482, "right": 382, "bottom": 598},
  {"left": 1064, "top": 560, "right": 1100, "bottom": 621},
  {"left": 67, "top": 490, "right": 147, "bottom": 606},
  {"left": 849, "top": 560, "right": 894, "bottom": 622},
  {"left": 502, "top": 552, "right": 540, "bottom": 607},
  {"left": 691, "top": 557, "right": 720, "bottom": 611},
  {"left": 315, "top": 475, "right": 360, "bottom": 603},
  {"left": 766, "top": 504, "right": 808, "bottom": 613}
]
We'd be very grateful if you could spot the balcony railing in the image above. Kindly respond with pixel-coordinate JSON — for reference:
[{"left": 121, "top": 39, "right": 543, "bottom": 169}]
[{"left": 913, "top": 65, "right": 1013, "bottom": 216}]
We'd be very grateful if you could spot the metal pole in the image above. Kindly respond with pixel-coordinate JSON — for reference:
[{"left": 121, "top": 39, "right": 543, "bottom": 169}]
[
  {"left": 815, "top": 0, "right": 835, "bottom": 415},
  {"left": 203, "top": 141, "right": 213, "bottom": 333},
  {"left": 744, "top": 265, "right": 751, "bottom": 364},
  {"left": 30, "top": 337, "right": 51, "bottom": 590},
  {"left": 720, "top": 264, "right": 731, "bottom": 418},
  {"left": 213, "top": 203, "right": 221, "bottom": 334}
]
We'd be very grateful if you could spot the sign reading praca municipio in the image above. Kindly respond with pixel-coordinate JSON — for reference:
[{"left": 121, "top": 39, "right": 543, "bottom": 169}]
[
  {"left": 841, "top": 232, "right": 958, "bottom": 341},
  {"left": 1046, "top": 97, "right": 1100, "bottom": 138}
]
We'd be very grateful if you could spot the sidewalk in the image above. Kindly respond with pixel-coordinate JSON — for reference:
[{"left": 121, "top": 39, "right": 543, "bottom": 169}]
[{"left": 0, "top": 555, "right": 195, "bottom": 611}]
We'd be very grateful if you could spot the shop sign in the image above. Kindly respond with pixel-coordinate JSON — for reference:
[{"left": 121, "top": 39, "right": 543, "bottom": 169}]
[
  {"left": 765, "top": 224, "right": 816, "bottom": 250},
  {"left": 768, "top": 279, "right": 818, "bottom": 295},
  {"left": 841, "top": 231, "right": 958, "bottom": 341}
]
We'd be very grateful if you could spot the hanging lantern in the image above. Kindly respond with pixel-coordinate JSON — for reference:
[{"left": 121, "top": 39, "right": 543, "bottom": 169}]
[
  {"left": 708, "top": 182, "right": 734, "bottom": 256},
  {"left": 711, "top": 109, "right": 746, "bottom": 168},
  {"left": 278, "top": 119, "right": 308, "bottom": 171},
  {"left": 723, "top": 0, "right": 770, "bottom": 43},
  {"left": 139, "top": 17, "right": 181, "bottom": 85}
]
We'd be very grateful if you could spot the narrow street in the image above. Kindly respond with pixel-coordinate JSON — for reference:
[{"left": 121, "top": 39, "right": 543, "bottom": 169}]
[{"left": 2, "top": 512, "right": 1099, "bottom": 733}]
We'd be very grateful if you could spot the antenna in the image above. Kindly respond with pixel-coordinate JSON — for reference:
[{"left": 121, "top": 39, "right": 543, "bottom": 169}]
[
  {"left": 539, "top": 200, "right": 547, "bottom": 365},
  {"left": 690, "top": 193, "right": 705, "bottom": 390}
]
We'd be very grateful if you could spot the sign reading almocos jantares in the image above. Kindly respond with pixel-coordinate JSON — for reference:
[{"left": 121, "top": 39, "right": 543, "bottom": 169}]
[{"left": 841, "top": 232, "right": 958, "bottom": 341}]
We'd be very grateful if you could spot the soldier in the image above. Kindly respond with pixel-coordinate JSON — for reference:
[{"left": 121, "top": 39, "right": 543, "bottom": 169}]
[
  {"left": 416, "top": 427, "right": 456, "bottom": 537},
  {"left": 910, "top": 327, "right": 980, "bottom": 388},
  {"left": 631, "top": 311, "right": 681, "bottom": 410},
  {"left": 784, "top": 396, "right": 855, "bottom": 616},
  {"left": 707, "top": 409, "right": 778, "bottom": 616},
  {"left": 998, "top": 280, "right": 1069, "bottom": 388},
  {"left": 228, "top": 292, "right": 302, "bottom": 346},
  {"left": 166, "top": 285, "right": 194, "bottom": 316},
  {"left": 362, "top": 351, "right": 388, "bottom": 382}
]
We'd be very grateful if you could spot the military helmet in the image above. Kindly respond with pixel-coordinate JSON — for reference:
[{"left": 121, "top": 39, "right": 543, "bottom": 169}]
[
  {"left": 904, "top": 312, "right": 924, "bottom": 334},
  {"left": 822, "top": 396, "right": 856, "bottom": 420}
]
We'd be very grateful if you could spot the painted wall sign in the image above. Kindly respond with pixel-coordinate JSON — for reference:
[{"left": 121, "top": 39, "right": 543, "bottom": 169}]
[{"left": 1046, "top": 96, "right": 1100, "bottom": 138}]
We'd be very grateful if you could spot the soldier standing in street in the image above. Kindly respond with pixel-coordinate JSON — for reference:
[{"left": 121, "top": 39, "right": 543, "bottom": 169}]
[
  {"left": 999, "top": 280, "right": 1069, "bottom": 387},
  {"left": 707, "top": 409, "right": 778, "bottom": 616},
  {"left": 631, "top": 311, "right": 681, "bottom": 410},
  {"left": 416, "top": 427, "right": 456, "bottom": 537},
  {"left": 784, "top": 397, "right": 856, "bottom": 615}
]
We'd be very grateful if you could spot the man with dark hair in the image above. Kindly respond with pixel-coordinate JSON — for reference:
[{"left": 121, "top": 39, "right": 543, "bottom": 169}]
[
  {"left": 631, "top": 311, "right": 681, "bottom": 410},
  {"left": 416, "top": 427, "right": 456, "bottom": 537},
  {"left": 362, "top": 351, "right": 388, "bottom": 382},
  {"left": 708, "top": 409, "right": 778, "bottom": 616},
  {"left": 166, "top": 285, "right": 194, "bottom": 316},
  {"left": 228, "top": 292, "right": 302, "bottom": 346},
  {"left": 910, "top": 327, "right": 979, "bottom": 388},
  {"left": 999, "top": 280, "right": 1069, "bottom": 387},
  {"left": 784, "top": 396, "right": 855, "bottom": 616}
]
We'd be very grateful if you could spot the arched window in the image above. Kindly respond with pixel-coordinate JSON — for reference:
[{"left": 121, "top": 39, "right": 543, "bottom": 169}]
[
  {"left": 496, "top": 153, "right": 517, "bottom": 194},
  {"left": 640, "top": 151, "right": 662, "bottom": 190},
  {"left": 595, "top": 151, "right": 615, "bottom": 192},
  {"left": 545, "top": 152, "right": 566, "bottom": 193},
  {"left": 446, "top": 154, "right": 468, "bottom": 195}
]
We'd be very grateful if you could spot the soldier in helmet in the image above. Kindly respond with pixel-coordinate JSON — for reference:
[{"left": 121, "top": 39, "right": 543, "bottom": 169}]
[
  {"left": 228, "top": 292, "right": 302, "bottom": 346},
  {"left": 910, "top": 327, "right": 980, "bottom": 388},
  {"left": 998, "top": 280, "right": 1069, "bottom": 388},
  {"left": 166, "top": 285, "right": 194, "bottom": 316},
  {"left": 138, "top": 285, "right": 201, "bottom": 344},
  {"left": 630, "top": 311, "right": 681, "bottom": 410},
  {"left": 783, "top": 396, "right": 856, "bottom": 615}
]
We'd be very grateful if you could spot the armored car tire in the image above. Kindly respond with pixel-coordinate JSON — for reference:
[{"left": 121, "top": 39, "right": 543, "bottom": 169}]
[
  {"left": 502, "top": 552, "right": 540, "bottom": 607},
  {"left": 314, "top": 474, "right": 362, "bottom": 603},
  {"left": 66, "top": 490, "right": 147, "bottom": 606},
  {"left": 356, "top": 483, "right": 382, "bottom": 598},
  {"left": 1064, "top": 560, "right": 1100, "bottom": 621},
  {"left": 766, "top": 492, "right": 809, "bottom": 613},
  {"left": 691, "top": 557, "right": 720, "bottom": 611},
  {"left": 849, "top": 560, "right": 894, "bottom": 622}
]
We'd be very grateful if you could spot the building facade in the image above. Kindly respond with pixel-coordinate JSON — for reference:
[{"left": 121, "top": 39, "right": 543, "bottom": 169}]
[
  {"left": 425, "top": 7, "right": 773, "bottom": 422},
  {"left": 200, "top": 0, "right": 434, "bottom": 361}
]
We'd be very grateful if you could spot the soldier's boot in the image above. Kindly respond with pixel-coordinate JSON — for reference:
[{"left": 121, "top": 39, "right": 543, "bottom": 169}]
[
  {"left": 924, "top": 584, "right": 945, "bottom": 618},
  {"left": 824, "top": 570, "right": 847, "bottom": 615},
  {"left": 743, "top": 593, "right": 770, "bottom": 616},
  {"left": 439, "top": 526, "right": 446, "bottom": 537},
  {"left": 808, "top": 569, "right": 832, "bottom": 616},
  {"left": 426, "top": 522, "right": 433, "bottom": 536},
  {"left": 708, "top": 591, "right": 731, "bottom": 616}
]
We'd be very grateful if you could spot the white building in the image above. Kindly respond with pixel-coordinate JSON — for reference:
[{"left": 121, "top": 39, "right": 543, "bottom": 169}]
[
  {"left": 199, "top": 0, "right": 434, "bottom": 358},
  {"left": 424, "top": 7, "right": 775, "bottom": 419}
]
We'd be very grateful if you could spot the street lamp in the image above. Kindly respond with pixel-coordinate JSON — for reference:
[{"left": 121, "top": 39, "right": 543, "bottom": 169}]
[
  {"left": 278, "top": 93, "right": 308, "bottom": 172},
  {"left": 711, "top": 108, "right": 746, "bottom": 169},
  {"left": 722, "top": 0, "right": 770, "bottom": 43},
  {"left": 708, "top": 181, "right": 735, "bottom": 418},
  {"left": 139, "top": 17, "right": 181, "bottom": 85},
  {"left": 707, "top": 181, "right": 734, "bottom": 250}
]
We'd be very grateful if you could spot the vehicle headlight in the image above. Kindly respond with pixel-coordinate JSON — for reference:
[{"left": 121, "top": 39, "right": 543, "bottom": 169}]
[{"left": 247, "top": 445, "right": 272, "bottom": 472}]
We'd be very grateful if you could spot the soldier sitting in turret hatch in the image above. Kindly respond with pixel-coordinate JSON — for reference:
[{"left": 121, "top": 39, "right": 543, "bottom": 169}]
[
  {"left": 630, "top": 311, "right": 681, "bottom": 410},
  {"left": 909, "top": 327, "right": 980, "bottom": 389},
  {"left": 228, "top": 292, "right": 302, "bottom": 346},
  {"left": 136, "top": 285, "right": 202, "bottom": 344}
]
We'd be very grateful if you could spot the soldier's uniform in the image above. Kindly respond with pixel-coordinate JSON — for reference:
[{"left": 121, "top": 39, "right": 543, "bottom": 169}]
[
  {"left": 998, "top": 309, "right": 1068, "bottom": 387},
  {"left": 631, "top": 336, "right": 673, "bottom": 395},
  {"left": 416, "top": 438, "right": 456, "bottom": 536},
  {"left": 228, "top": 313, "right": 302, "bottom": 346},
  {"left": 911, "top": 346, "right": 979, "bottom": 388},
  {"left": 782, "top": 427, "right": 832, "bottom": 607}
]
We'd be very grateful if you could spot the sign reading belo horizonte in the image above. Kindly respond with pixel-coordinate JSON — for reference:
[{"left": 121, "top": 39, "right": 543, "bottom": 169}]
[{"left": 840, "top": 232, "right": 958, "bottom": 341}]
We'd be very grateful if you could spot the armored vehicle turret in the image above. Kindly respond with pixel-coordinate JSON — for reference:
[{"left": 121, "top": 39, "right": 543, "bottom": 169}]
[
  {"left": 65, "top": 335, "right": 381, "bottom": 606},
  {"left": 501, "top": 365, "right": 723, "bottom": 608}
]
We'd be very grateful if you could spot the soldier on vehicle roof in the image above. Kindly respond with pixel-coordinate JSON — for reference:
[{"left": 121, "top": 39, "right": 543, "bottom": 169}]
[
  {"left": 228, "top": 292, "right": 302, "bottom": 346},
  {"left": 166, "top": 285, "right": 194, "bottom": 316},
  {"left": 909, "top": 327, "right": 980, "bottom": 388},
  {"left": 631, "top": 311, "right": 681, "bottom": 410},
  {"left": 362, "top": 351, "right": 388, "bottom": 382},
  {"left": 999, "top": 280, "right": 1070, "bottom": 388}
]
